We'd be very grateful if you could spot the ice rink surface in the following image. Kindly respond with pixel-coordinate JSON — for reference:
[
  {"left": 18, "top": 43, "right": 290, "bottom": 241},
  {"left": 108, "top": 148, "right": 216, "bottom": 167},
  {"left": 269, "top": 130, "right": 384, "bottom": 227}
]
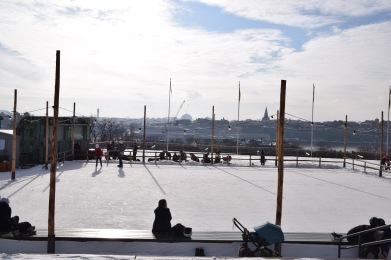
[{"left": 0, "top": 158, "right": 390, "bottom": 234}]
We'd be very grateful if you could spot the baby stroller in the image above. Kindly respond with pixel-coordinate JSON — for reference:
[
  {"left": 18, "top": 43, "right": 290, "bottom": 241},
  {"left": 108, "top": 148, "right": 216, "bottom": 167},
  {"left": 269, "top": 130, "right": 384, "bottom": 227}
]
[{"left": 233, "top": 218, "right": 284, "bottom": 257}]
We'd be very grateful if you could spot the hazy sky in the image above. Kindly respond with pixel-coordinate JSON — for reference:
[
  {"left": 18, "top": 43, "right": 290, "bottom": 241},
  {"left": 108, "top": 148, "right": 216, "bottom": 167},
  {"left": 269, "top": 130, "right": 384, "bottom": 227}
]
[{"left": 0, "top": 1, "right": 390, "bottom": 122}]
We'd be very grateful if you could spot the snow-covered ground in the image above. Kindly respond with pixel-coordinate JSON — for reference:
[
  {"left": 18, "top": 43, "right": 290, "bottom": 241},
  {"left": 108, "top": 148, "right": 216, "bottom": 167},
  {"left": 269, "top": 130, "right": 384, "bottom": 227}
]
[{"left": 0, "top": 157, "right": 390, "bottom": 259}]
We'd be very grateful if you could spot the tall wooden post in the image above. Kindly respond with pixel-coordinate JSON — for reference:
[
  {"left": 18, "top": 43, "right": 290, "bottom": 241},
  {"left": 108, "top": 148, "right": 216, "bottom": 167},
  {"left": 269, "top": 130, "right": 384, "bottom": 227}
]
[
  {"left": 45, "top": 101, "right": 49, "bottom": 164},
  {"left": 275, "top": 80, "right": 286, "bottom": 253},
  {"left": 11, "top": 89, "right": 17, "bottom": 180},
  {"left": 142, "top": 105, "right": 146, "bottom": 163},
  {"left": 71, "top": 102, "right": 75, "bottom": 160},
  {"left": 343, "top": 115, "right": 347, "bottom": 168},
  {"left": 380, "top": 111, "right": 384, "bottom": 177},
  {"left": 275, "top": 80, "right": 286, "bottom": 226},
  {"left": 211, "top": 106, "right": 215, "bottom": 164},
  {"left": 48, "top": 50, "right": 60, "bottom": 253}
]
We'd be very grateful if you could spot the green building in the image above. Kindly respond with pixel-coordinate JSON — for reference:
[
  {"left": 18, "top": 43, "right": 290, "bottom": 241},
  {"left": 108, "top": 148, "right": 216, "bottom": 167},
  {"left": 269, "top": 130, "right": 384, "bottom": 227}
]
[{"left": 17, "top": 116, "right": 92, "bottom": 166}]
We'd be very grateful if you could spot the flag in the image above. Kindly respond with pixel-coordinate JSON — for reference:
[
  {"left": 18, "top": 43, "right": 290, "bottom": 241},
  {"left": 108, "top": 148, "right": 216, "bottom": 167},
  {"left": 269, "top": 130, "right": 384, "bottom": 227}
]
[
  {"left": 312, "top": 84, "right": 315, "bottom": 103},
  {"left": 169, "top": 78, "right": 172, "bottom": 96},
  {"left": 238, "top": 82, "right": 241, "bottom": 103},
  {"left": 388, "top": 86, "right": 391, "bottom": 109}
]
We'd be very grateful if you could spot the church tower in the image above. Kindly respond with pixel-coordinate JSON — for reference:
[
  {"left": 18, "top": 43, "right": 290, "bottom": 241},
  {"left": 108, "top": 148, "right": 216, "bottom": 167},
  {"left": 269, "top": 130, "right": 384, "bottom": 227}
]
[{"left": 262, "top": 107, "right": 270, "bottom": 121}]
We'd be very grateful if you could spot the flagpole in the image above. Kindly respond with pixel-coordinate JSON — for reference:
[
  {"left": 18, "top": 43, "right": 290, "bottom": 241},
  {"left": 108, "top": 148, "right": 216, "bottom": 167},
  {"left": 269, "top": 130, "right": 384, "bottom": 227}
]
[
  {"left": 166, "top": 78, "right": 171, "bottom": 151},
  {"left": 387, "top": 86, "right": 390, "bottom": 154},
  {"left": 237, "top": 81, "right": 240, "bottom": 155},
  {"left": 311, "top": 84, "right": 315, "bottom": 157}
]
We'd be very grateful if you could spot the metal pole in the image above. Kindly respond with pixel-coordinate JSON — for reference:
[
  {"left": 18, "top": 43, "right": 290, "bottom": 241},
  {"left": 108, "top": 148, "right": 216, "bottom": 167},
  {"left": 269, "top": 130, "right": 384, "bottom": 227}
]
[
  {"left": 311, "top": 84, "right": 315, "bottom": 157},
  {"left": 71, "top": 102, "right": 75, "bottom": 160},
  {"left": 166, "top": 78, "right": 171, "bottom": 151},
  {"left": 11, "top": 89, "right": 17, "bottom": 180},
  {"left": 45, "top": 101, "right": 49, "bottom": 164},
  {"left": 343, "top": 115, "right": 347, "bottom": 168},
  {"left": 237, "top": 82, "right": 240, "bottom": 155},
  {"left": 211, "top": 106, "right": 215, "bottom": 164},
  {"left": 143, "top": 105, "right": 146, "bottom": 163}
]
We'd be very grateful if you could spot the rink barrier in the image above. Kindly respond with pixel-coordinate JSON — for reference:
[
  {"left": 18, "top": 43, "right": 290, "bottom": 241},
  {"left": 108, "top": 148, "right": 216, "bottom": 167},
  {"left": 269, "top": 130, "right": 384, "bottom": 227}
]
[
  {"left": 4, "top": 228, "right": 350, "bottom": 246},
  {"left": 83, "top": 150, "right": 389, "bottom": 178}
]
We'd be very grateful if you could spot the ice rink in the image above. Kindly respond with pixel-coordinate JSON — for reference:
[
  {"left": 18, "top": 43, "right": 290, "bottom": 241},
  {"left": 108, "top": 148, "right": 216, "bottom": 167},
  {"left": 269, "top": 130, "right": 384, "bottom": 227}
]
[{"left": 0, "top": 158, "right": 390, "bottom": 234}]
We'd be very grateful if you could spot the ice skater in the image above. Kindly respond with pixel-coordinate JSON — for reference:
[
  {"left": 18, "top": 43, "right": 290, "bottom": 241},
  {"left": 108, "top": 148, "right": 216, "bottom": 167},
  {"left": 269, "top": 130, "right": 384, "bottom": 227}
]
[
  {"left": 117, "top": 140, "right": 125, "bottom": 167},
  {"left": 94, "top": 144, "right": 103, "bottom": 167},
  {"left": 260, "top": 150, "right": 266, "bottom": 166},
  {"left": 132, "top": 143, "right": 138, "bottom": 161}
]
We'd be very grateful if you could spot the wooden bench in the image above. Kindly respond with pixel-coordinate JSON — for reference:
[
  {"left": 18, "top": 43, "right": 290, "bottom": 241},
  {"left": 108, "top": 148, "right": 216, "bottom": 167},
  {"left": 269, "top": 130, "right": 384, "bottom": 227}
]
[
  {"left": 3, "top": 229, "right": 349, "bottom": 245},
  {"left": 0, "top": 229, "right": 356, "bottom": 258}
]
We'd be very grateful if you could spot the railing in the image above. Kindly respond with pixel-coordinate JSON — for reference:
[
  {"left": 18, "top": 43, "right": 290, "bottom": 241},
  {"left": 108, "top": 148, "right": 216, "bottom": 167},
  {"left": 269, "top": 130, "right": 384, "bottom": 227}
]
[
  {"left": 83, "top": 147, "right": 391, "bottom": 177},
  {"left": 337, "top": 224, "right": 391, "bottom": 258},
  {"left": 47, "top": 149, "right": 73, "bottom": 166}
]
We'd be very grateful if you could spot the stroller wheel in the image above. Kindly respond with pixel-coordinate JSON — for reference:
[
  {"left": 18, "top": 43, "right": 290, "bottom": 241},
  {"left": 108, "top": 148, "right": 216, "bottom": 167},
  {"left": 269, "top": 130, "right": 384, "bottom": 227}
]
[{"left": 254, "top": 247, "right": 278, "bottom": 257}]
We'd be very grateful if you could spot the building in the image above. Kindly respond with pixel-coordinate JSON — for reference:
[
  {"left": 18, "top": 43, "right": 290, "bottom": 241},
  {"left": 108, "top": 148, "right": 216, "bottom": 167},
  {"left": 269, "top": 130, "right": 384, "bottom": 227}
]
[
  {"left": 0, "top": 129, "right": 20, "bottom": 169},
  {"left": 262, "top": 107, "right": 270, "bottom": 122},
  {"left": 17, "top": 116, "right": 92, "bottom": 166}
]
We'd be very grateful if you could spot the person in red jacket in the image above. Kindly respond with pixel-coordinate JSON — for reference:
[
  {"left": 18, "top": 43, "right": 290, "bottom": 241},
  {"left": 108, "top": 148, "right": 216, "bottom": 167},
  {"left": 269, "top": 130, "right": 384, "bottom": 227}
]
[{"left": 95, "top": 144, "right": 103, "bottom": 167}]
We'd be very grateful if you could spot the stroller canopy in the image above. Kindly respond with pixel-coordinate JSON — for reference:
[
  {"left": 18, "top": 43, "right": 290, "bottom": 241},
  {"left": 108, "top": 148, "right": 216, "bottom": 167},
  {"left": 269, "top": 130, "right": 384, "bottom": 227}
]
[{"left": 253, "top": 222, "right": 285, "bottom": 244}]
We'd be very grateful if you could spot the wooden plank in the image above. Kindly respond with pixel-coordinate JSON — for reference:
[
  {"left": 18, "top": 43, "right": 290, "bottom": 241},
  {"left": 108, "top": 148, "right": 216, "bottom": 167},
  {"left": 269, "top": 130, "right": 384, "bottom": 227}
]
[{"left": 1, "top": 229, "right": 350, "bottom": 245}]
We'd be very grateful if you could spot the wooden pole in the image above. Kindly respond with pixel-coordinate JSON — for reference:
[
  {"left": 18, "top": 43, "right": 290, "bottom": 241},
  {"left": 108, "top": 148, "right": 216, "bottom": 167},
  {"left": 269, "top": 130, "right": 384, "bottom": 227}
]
[
  {"left": 143, "top": 105, "right": 146, "bottom": 163},
  {"left": 11, "top": 89, "right": 17, "bottom": 180},
  {"left": 380, "top": 111, "right": 384, "bottom": 177},
  {"left": 275, "top": 80, "right": 286, "bottom": 253},
  {"left": 71, "top": 102, "right": 75, "bottom": 160},
  {"left": 211, "top": 106, "right": 215, "bottom": 164},
  {"left": 275, "top": 80, "right": 286, "bottom": 226},
  {"left": 48, "top": 50, "right": 60, "bottom": 253},
  {"left": 343, "top": 115, "right": 347, "bottom": 168},
  {"left": 45, "top": 101, "right": 49, "bottom": 164}
]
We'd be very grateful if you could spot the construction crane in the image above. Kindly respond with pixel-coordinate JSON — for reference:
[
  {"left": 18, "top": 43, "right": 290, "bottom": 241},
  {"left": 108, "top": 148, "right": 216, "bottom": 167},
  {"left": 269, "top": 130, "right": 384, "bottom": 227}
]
[
  {"left": 172, "top": 100, "right": 185, "bottom": 122},
  {"left": 166, "top": 100, "right": 185, "bottom": 151}
]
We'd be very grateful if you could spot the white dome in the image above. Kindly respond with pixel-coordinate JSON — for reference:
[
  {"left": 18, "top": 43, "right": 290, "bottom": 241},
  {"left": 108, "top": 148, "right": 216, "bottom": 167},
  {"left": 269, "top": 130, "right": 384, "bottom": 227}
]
[{"left": 181, "top": 113, "right": 192, "bottom": 121}]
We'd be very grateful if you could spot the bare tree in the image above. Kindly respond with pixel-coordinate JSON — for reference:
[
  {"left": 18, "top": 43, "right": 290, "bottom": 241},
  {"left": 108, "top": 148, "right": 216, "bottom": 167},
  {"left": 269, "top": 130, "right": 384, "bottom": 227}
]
[{"left": 91, "top": 118, "right": 127, "bottom": 142}]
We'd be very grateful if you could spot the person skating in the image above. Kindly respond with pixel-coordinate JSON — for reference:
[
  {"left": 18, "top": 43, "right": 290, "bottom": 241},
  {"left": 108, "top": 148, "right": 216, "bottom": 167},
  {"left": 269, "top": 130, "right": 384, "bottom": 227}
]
[
  {"left": 260, "top": 150, "right": 266, "bottom": 166},
  {"left": 117, "top": 140, "right": 125, "bottom": 168},
  {"left": 132, "top": 143, "right": 138, "bottom": 161},
  {"left": 94, "top": 144, "right": 103, "bottom": 167}
]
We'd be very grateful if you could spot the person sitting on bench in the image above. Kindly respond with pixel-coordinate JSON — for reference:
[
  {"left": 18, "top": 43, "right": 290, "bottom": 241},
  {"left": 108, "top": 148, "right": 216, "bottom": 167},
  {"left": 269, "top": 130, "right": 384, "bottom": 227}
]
[
  {"left": 0, "top": 197, "right": 35, "bottom": 236},
  {"left": 152, "top": 199, "right": 172, "bottom": 234}
]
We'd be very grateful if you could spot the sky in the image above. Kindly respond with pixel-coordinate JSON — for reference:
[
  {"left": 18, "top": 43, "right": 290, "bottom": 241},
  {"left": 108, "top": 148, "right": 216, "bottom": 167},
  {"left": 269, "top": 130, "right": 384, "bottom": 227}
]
[{"left": 0, "top": 0, "right": 390, "bottom": 122}]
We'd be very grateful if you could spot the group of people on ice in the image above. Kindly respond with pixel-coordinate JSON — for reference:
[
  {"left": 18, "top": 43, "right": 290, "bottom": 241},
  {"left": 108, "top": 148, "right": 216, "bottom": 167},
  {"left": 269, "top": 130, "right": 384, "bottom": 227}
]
[
  {"left": 94, "top": 141, "right": 138, "bottom": 168},
  {"left": 189, "top": 151, "right": 232, "bottom": 164},
  {"left": 94, "top": 143, "right": 269, "bottom": 166}
]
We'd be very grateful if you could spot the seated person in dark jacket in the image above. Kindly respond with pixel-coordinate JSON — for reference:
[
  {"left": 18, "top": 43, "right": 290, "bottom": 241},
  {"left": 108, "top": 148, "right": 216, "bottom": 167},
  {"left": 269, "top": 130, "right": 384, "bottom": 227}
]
[
  {"left": 152, "top": 199, "right": 172, "bottom": 234},
  {"left": 0, "top": 197, "right": 35, "bottom": 236}
]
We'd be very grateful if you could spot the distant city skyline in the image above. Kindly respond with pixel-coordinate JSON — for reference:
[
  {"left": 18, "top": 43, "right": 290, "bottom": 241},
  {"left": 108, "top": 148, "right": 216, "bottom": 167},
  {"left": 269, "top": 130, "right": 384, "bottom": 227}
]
[{"left": 0, "top": 1, "right": 390, "bottom": 122}]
